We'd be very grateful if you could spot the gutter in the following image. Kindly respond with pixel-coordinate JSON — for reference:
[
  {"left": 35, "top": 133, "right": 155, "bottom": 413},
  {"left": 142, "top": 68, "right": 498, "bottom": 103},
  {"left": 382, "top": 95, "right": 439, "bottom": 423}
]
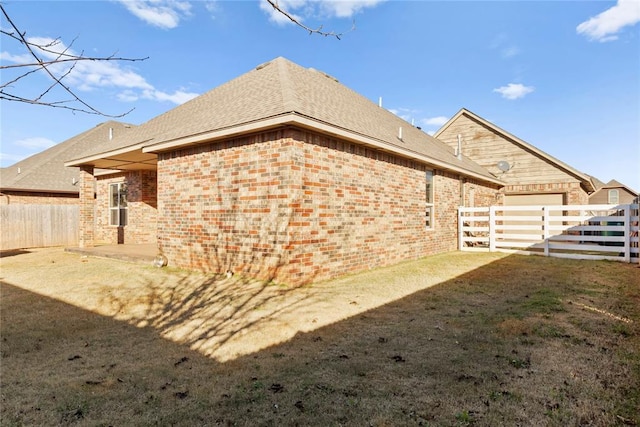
[{"left": 142, "top": 112, "right": 504, "bottom": 186}]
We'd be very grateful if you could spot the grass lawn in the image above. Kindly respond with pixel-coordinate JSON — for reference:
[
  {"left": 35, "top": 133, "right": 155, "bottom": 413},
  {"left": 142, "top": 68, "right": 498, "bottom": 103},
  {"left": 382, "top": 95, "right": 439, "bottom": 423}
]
[{"left": 1, "top": 248, "right": 639, "bottom": 426}]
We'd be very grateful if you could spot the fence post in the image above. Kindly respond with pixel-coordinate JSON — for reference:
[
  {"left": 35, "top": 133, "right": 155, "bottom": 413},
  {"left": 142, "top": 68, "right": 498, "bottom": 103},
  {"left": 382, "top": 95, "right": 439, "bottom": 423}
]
[
  {"left": 624, "top": 204, "right": 631, "bottom": 262},
  {"left": 543, "top": 206, "right": 550, "bottom": 256},
  {"left": 458, "top": 207, "right": 463, "bottom": 251},
  {"left": 489, "top": 206, "right": 496, "bottom": 252}
]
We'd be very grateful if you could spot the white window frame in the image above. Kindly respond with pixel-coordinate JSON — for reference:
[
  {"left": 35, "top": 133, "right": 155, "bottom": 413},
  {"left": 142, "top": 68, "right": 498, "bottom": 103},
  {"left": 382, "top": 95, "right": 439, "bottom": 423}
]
[
  {"left": 608, "top": 189, "right": 619, "bottom": 204},
  {"left": 109, "top": 182, "right": 128, "bottom": 226},
  {"left": 425, "top": 170, "right": 434, "bottom": 229}
]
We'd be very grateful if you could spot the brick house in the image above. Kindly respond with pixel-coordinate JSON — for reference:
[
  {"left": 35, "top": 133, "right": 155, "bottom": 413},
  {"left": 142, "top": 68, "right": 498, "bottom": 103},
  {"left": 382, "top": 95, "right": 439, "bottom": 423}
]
[
  {"left": 435, "top": 108, "right": 596, "bottom": 206},
  {"left": 67, "top": 57, "right": 503, "bottom": 284},
  {"left": 0, "top": 121, "right": 133, "bottom": 205}
]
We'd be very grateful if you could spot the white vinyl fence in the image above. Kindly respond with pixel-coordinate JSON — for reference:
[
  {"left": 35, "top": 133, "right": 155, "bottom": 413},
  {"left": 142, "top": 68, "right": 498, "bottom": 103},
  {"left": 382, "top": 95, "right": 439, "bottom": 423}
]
[
  {"left": 458, "top": 204, "right": 639, "bottom": 263},
  {"left": 0, "top": 204, "right": 79, "bottom": 251}
]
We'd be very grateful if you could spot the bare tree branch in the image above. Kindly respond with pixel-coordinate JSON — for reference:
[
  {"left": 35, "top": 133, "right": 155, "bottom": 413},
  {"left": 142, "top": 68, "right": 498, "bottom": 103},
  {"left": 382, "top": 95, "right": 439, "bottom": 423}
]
[
  {"left": 0, "top": 4, "right": 147, "bottom": 117},
  {"left": 0, "top": 1, "right": 348, "bottom": 118},
  {"left": 264, "top": 0, "right": 355, "bottom": 40}
]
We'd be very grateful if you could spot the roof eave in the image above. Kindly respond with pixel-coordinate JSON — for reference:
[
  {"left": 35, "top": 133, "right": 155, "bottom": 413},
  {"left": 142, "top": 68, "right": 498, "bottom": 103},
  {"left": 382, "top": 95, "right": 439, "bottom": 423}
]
[
  {"left": 0, "top": 186, "right": 78, "bottom": 195},
  {"left": 65, "top": 141, "right": 150, "bottom": 167},
  {"left": 142, "top": 113, "right": 504, "bottom": 186}
]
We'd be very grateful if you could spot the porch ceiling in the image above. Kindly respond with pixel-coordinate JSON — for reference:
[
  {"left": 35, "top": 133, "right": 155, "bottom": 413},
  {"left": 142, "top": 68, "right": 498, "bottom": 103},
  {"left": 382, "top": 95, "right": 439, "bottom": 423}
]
[{"left": 82, "top": 150, "right": 157, "bottom": 171}]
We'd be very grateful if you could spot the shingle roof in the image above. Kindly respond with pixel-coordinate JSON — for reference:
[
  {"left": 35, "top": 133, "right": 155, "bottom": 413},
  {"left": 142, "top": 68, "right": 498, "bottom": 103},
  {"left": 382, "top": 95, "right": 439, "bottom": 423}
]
[
  {"left": 71, "top": 57, "right": 499, "bottom": 183},
  {"left": 589, "top": 176, "right": 606, "bottom": 190},
  {"left": 602, "top": 179, "right": 638, "bottom": 194},
  {"left": 1, "top": 121, "right": 134, "bottom": 193}
]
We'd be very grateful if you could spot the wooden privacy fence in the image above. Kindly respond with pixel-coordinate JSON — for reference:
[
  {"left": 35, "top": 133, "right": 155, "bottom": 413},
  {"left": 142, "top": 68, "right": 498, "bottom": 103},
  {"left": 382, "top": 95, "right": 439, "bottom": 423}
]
[
  {"left": 0, "top": 204, "right": 79, "bottom": 251},
  {"left": 458, "top": 204, "right": 639, "bottom": 263}
]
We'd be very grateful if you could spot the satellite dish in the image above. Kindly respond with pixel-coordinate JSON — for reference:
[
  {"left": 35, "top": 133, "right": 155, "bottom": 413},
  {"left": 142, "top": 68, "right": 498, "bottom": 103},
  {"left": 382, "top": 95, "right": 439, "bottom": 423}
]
[{"left": 497, "top": 160, "right": 511, "bottom": 172}]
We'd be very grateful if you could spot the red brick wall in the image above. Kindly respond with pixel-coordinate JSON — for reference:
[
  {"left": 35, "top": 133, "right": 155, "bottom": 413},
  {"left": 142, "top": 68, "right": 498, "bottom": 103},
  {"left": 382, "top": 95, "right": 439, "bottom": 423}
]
[
  {"left": 78, "top": 166, "right": 95, "bottom": 248},
  {"left": 95, "top": 171, "right": 158, "bottom": 244},
  {"left": 157, "top": 128, "right": 499, "bottom": 285},
  {"left": 463, "top": 178, "right": 501, "bottom": 208},
  {"left": 0, "top": 191, "right": 78, "bottom": 205}
]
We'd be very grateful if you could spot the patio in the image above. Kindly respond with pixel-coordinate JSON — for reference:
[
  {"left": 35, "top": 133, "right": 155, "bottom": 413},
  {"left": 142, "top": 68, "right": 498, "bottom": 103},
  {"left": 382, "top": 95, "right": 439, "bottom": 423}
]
[{"left": 65, "top": 243, "right": 157, "bottom": 265}]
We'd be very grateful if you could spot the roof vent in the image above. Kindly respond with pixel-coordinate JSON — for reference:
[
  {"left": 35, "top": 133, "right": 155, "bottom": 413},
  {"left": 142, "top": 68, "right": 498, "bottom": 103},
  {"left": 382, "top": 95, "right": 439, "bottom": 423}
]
[
  {"left": 308, "top": 67, "right": 338, "bottom": 82},
  {"left": 322, "top": 72, "right": 338, "bottom": 82},
  {"left": 398, "top": 127, "right": 403, "bottom": 141}
]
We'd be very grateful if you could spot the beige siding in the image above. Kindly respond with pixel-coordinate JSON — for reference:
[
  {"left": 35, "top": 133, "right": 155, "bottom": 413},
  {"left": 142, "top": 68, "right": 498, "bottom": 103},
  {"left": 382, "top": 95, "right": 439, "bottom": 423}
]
[
  {"left": 589, "top": 188, "right": 638, "bottom": 204},
  {"left": 438, "top": 115, "right": 581, "bottom": 185},
  {"left": 504, "top": 193, "right": 564, "bottom": 206}
]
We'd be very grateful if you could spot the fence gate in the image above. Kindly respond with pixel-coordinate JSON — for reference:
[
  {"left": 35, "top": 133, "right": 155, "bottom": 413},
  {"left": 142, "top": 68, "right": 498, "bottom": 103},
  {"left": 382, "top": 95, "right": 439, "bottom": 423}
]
[{"left": 458, "top": 204, "right": 639, "bottom": 263}]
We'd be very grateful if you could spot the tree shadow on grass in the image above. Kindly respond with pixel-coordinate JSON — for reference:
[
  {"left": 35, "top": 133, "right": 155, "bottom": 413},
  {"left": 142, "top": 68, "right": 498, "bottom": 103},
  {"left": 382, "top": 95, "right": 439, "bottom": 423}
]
[
  {"left": 98, "top": 271, "right": 314, "bottom": 360},
  {"left": 2, "top": 255, "right": 639, "bottom": 426}
]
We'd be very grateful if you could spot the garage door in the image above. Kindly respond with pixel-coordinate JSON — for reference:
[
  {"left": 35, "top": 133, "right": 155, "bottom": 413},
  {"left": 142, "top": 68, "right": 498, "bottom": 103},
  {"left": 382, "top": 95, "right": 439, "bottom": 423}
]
[{"left": 504, "top": 193, "right": 564, "bottom": 206}]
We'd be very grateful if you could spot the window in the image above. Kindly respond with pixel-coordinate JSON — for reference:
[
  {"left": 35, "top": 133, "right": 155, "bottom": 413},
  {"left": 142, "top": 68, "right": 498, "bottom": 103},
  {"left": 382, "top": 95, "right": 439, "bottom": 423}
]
[
  {"left": 109, "top": 182, "right": 128, "bottom": 226},
  {"left": 608, "top": 189, "right": 619, "bottom": 204},
  {"left": 425, "top": 170, "right": 434, "bottom": 229}
]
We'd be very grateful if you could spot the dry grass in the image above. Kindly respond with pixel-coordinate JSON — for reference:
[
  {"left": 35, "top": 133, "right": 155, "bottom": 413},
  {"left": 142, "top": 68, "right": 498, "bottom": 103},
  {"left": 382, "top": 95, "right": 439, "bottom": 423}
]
[{"left": 1, "top": 248, "right": 639, "bottom": 426}]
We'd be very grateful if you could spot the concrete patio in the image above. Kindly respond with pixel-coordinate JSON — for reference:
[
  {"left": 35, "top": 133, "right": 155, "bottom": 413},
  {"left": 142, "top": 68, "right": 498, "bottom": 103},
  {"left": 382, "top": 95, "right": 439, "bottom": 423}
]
[{"left": 65, "top": 243, "right": 157, "bottom": 265}]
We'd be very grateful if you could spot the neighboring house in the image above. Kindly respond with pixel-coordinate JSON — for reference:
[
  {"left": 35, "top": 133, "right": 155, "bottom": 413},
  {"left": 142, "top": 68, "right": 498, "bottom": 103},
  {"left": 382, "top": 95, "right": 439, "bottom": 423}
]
[
  {"left": 0, "top": 121, "right": 134, "bottom": 205},
  {"left": 589, "top": 179, "right": 638, "bottom": 204},
  {"left": 66, "top": 57, "right": 503, "bottom": 285},
  {"left": 435, "top": 108, "right": 596, "bottom": 206}
]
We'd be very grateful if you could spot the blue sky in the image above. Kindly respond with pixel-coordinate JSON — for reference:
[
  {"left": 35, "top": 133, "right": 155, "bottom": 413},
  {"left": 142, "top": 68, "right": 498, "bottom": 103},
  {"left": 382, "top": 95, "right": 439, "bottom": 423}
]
[{"left": 1, "top": 0, "right": 639, "bottom": 191}]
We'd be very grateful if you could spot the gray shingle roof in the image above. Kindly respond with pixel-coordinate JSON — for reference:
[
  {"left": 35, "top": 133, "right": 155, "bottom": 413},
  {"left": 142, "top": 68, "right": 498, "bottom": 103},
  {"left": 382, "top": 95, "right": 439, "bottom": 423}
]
[
  {"left": 1, "top": 121, "right": 134, "bottom": 193},
  {"left": 71, "top": 57, "right": 497, "bottom": 182}
]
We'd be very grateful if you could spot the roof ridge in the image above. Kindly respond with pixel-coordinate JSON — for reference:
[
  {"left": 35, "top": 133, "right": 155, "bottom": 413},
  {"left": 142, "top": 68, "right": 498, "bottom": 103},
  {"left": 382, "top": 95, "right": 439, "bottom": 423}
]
[{"left": 276, "top": 57, "right": 298, "bottom": 112}]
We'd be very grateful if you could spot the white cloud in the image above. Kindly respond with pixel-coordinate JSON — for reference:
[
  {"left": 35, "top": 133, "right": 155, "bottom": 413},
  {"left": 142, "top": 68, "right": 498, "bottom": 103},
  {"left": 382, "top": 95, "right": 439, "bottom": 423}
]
[
  {"left": 490, "top": 33, "right": 521, "bottom": 59},
  {"left": 493, "top": 83, "right": 535, "bottom": 100},
  {"left": 1, "top": 36, "right": 198, "bottom": 106},
  {"left": 117, "top": 90, "right": 140, "bottom": 102},
  {"left": 141, "top": 88, "right": 199, "bottom": 104},
  {"left": 13, "top": 137, "right": 56, "bottom": 150},
  {"left": 501, "top": 46, "right": 520, "bottom": 58},
  {"left": 117, "top": 0, "right": 192, "bottom": 29},
  {"left": 577, "top": 0, "right": 640, "bottom": 42},
  {"left": 0, "top": 152, "right": 28, "bottom": 165},
  {"left": 203, "top": 0, "right": 219, "bottom": 17},
  {"left": 422, "top": 116, "right": 448, "bottom": 127},
  {"left": 321, "top": 0, "right": 386, "bottom": 18},
  {"left": 260, "top": 0, "right": 384, "bottom": 25},
  {"left": 388, "top": 107, "right": 420, "bottom": 123},
  {"left": 0, "top": 51, "right": 32, "bottom": 64},
  {"left": 260, "top": 0, "right": 306, "bottom": 25}
]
